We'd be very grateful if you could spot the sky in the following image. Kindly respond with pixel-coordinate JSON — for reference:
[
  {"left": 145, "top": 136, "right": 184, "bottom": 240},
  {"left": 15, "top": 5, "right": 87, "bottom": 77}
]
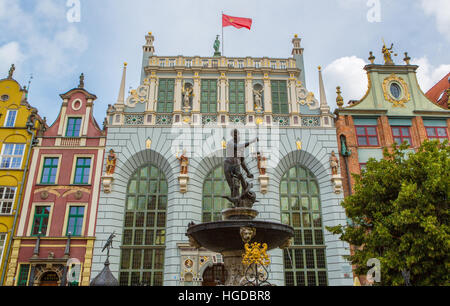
[{"left": 0, "top": 0, "right": 449, "bottom": 124}]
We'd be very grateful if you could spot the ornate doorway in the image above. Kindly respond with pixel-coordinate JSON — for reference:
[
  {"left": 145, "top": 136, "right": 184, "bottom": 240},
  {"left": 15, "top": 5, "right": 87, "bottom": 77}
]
[
  {"left": 202, "top": 264, "right": 227, "bottom": 286},
  {"left": 39, "top": 272, "right": 59, "bottom": 286}
]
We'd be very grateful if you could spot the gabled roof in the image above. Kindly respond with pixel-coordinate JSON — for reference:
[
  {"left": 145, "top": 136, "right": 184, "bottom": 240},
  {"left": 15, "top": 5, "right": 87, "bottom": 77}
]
[
  {"left": 425, "top": 72, "right": 449, "bottom": 109},
  {"left": 59, "top": 87, "right": 97, "bottom": 100}
]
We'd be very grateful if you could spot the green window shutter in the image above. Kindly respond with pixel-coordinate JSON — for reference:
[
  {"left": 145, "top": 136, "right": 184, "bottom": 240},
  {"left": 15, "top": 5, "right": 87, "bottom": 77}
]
[
  {"left": 66, "top": 206, "right": 85, "bottom": 236},
  {"left": 31, "top": 206, "right": 50, "bottom": 236},
  {"left": 201, "top": 79, "right": 218, "bottom": 113},
  {"left": 229, "top": 80, "right": 245, "bottom": 114},
  {"left": 157, "top": 79, "right": 175, "bottom": 113},
  {"left": 41, "top": 157, "right": 59, "bottom": 184},
  {"left": 17, "top": 264, "right": 30, "bottom": 286},
  {"left": 272, "top": 80, "right": 288, "bottom": 114},
  {"left": 74, "top": 158, "right": 91, "bottom": 184}
]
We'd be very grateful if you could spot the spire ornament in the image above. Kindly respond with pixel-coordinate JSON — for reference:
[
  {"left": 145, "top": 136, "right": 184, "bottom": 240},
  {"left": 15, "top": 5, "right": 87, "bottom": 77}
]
[
  {"left": 368, "top": 51, "right": 375, "bottom": 64},
  {"left": 403, "top": 52, "right": 411, "bottom": 65},
  {"left": 78, "top": 73, "right": 85, "bottom": 88},
  {"left": 381, "top": 41, "right": 397, "bottom": 65},
  {"left": 7, "top": 64, "right": 15, "bottom": 79},
  {"left": 336, "top": 86, "right": 344, "bottom": 108}
]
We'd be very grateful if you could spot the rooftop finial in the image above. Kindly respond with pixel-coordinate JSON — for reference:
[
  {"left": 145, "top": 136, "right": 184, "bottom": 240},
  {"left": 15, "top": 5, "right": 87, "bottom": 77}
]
[
  {"left": 7, "top": 64, "right": 15, "bottom": 79},
  {"left": 78, "top": 73, "right": 85, "bottom": 88},
  {"left": 336, "top": 86, "right": 344, "bottom": 109},
  {"left": 368, "top": 51, "right": 375, "bottom": 64},
  {"left": 318, "top": 66, "right": 330, "bottom": 114},
  {"left": 403, "top": 52, "right": 411, "bottom": 65}
]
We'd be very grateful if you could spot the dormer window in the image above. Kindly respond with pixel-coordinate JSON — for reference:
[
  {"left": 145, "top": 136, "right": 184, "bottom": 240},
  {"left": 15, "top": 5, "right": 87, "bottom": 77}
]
[
  {"left": 66, "top": 118, "right": 82, "bottom": 137},
  {"left": 4, "top": 110, "right": 17, "bottom": 127}
]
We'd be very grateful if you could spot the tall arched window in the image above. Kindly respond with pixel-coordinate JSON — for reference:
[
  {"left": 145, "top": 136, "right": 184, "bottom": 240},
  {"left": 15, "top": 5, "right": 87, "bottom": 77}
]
[
  {"left": 280, "top": 165, "right": 328, "bottom": 286},
  {"left": 119, "top": 164, "right": 167, "bottom": 286},
  {"left": 202, "top": 165, "right": 231, "bottom": 222}
]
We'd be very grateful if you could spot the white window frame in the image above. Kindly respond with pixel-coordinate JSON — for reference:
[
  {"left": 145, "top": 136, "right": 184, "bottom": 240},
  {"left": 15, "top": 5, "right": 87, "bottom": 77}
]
[
  {"left": 169, "top": 59, "right": 175, "bottom": 67},
  {"left": 0, "top": 143, "right": 25, "bottom": 169},
  {"left": 254, "top": 61, "right": 260, "bottom": 68},
  {"left": 238, "top": 60, "right": 244, "bottom": 68},
  {"left": 4, "top": 110, "right": 18, "bottom": 127},
  {"left": 0, "top": 186, "right": 16, "bottom": 215},
  {"left": 0, "top": 233, "right": 6, "bottom": 267},
  {"left": 270, "top": 61, "right": 277, "bottom": 69},
  {"left": 280, "top": 61, "right": 286, "bottom": 69}
]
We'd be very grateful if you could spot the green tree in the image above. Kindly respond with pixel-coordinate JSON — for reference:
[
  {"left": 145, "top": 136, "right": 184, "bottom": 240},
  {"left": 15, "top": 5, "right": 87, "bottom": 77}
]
[{"left": 327, "top": 140, "right": 449, "bottom": 286}]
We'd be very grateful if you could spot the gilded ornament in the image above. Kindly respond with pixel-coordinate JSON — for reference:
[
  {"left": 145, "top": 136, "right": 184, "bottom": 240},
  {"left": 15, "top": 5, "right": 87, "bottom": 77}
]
[
  {"left": 242, "top": 242, "right": 270, "bottom": 266},
  {"left": 382, "top": 74, "right": 410, "bottom": 107}
]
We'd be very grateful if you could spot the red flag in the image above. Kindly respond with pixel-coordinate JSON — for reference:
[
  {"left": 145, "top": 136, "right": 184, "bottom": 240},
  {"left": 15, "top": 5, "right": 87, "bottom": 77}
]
[{"left": 222, "top": 14, "right": 252, "bottom": 30}]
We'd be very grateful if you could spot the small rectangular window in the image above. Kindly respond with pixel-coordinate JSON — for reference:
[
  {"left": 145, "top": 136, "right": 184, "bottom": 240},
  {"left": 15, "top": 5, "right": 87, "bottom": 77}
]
[
  {"left": 17, "top": 264, "right": 30, "bottom": 286},
  {"left": 169, "top": 59, "right": 175, "bottom": 67},
  {"left": 0, "top": 143, "right": 25, "bottom": 169},
  {"left": 280, "top": 61, "right": 286, "bottom": 69},
  {"left": 238, "top": 60, "right": 244, "bottom": 68},
  {"left": 254, "top": 61, "right": 260, "bottom": 68},
  {"left": 66, "top": 206, "right": 85, "bottom": 236},
  {"left": 426, "top": 126, "right": 448, "bottom": 143},
  {"left": 391, "top": 126, "right": 412, "bottom": 146},
  {"left": 73, "top": 157, "right": 91, "bottom": 184},
  {"left": 31, "top": 206, "right": 51, "bottom": 236},
  {"left": 203, "top": 60, "right": 209, "bottom": 68},
  {"left": 40, "top": 157, "right": 59, "bottom": 184},
  {"left": 0, "top": 187, "right": 16, "bottom": 214},
  {"left": 5, "top": 110, "right": 17, "bottom": 127},
  {"left": 159, "top": 59, "right": 165, "bottom": 67},
  {"left": 185, "top": 59, "right": 192, "bottom": 68},
  {"left": 270, "top": 61, "right": 277, "bottom": 69},
  {"left": 66, "top": 118, "right": 82, "bottom": 137},
  {"left": 355, "top": 125, "right": 379, "bottom": 146}
]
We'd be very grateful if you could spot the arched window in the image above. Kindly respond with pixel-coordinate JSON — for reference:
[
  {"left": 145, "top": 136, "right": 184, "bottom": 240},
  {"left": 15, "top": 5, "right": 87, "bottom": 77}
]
[
  {"left": 280, "top": 165, "right": 327, "bottom": 286},
  {"left": 202, "top": 165, "right": 231, "bottom": 222},
  {"left": 119, "top": 164, "right": 167, "bottom": 286}
]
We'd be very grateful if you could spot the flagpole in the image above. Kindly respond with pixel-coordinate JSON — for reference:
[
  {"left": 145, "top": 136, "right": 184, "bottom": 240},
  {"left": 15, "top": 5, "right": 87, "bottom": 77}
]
[{"left": 221, "top": 11, "right": 224, "bottom": 56}]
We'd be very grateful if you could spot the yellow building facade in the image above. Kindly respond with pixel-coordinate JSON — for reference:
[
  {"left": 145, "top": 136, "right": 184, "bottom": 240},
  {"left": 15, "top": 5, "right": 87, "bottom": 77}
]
[{"left": 0, "top": 65, "right": 44, "bottom": 285}]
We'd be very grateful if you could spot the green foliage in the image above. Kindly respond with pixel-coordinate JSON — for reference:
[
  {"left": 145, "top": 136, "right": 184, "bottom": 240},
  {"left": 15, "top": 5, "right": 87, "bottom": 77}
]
[{"left": 327, "top": 140, "right": 450, "bottom": 286}]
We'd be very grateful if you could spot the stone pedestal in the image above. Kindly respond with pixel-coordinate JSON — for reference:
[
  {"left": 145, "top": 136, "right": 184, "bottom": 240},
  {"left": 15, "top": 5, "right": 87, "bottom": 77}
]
[
  {"left": 331, "top": 174, "right": 343, "bottom": 194},
  {"left": 258, "top": 174, "right": 269, "bottom": 194},
  {"left": 223, "top": 250, "right": 246, "bottom": 286},
  {"left": 178, "top": 174, "right": 189, "bottom": 193},
  {"left": 101, "top": 175, "right": 114, "bottom": 193}
]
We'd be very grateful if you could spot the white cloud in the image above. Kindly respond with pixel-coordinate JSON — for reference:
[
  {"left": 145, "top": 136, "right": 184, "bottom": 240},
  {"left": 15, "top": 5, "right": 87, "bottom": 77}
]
[
  {"left": 412, "top": 56, "right": 450, "bottom": 92},
  {"left": 0, "top": 42, "right": 25, "bottom": 77},
  {"left": 0, "top": 0, "right": 88, "bottom": 79},
  {"left": 421, "top": 0, "right": 450, "bottom": 41},
  {"left": 323, "top": 56, "right": 368, "bottom": 109}
]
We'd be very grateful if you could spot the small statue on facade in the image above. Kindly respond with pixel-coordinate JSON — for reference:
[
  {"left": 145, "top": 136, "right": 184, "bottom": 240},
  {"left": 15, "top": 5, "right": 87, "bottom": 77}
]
[
  {"left": 182, "top": 85, "right": 193, "bottom": 110},
  {"left": 223, "top": 129, "right": 259, "bottom": 208},
  {"left": 256, "top": 152, "right": 267, "bottom": 175},
  {"left": 176, "top": 149, "right": 189, "bottom": 175},
  {"left": 330, "top": 151, "right": 339, "bottom": 176},
  {"left": 253, "top": 88, "right": 263, "bottom": 111},
  {"left": 213, "top": 35, "right": 221, "bottom": 56},
  {"left": 78, "top": 73, "right": 85, "bottom": 88},
  {"left": 102, "top": 232, "right": 116, "bottom": 261},
  {"left": 382, "top": 42, "right": 396, "bottom": 65},
  {"left": 7, "top": 64, "right": 15, "bottom": 79},
  {"left": 105, "top": 149, "right": 117, "bottom": 175}
]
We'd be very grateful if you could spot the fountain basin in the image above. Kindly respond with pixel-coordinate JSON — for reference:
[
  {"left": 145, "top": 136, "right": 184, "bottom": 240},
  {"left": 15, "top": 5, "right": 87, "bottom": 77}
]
[{"left": 186, "top": 220, "right": 294, "bottom": 254}]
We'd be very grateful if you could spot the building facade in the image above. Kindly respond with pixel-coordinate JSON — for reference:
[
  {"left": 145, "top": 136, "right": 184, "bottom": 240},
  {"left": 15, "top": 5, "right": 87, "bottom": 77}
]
[
  {"left": 5, "top": 76, "right": 106, "bottom": 286},
  {"left": 335, "top": 49, "right": 450, "bottom": 199},
  {"left": 0, "top": 66, "right": 45, "bottom": 285},
  {"left": 425, "top": 72, "right": 449, "bottom": 109},
  {"left": 90, "top": 33, "right": 353, "bottom": 286},
  {"left": 334, "top": 48, "right": 450, "bottom": 284}
]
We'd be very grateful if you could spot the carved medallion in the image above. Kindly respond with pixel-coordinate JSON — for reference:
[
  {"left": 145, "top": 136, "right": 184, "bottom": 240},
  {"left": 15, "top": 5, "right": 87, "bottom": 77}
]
[{"left": 382, "top": 74, "right": 410, "bottom": 107}]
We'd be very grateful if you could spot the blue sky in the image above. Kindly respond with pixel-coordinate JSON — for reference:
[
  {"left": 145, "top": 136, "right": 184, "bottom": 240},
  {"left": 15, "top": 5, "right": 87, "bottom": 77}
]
[{"left": 0, "top": 0, "right": 449, "bottom": 124}]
